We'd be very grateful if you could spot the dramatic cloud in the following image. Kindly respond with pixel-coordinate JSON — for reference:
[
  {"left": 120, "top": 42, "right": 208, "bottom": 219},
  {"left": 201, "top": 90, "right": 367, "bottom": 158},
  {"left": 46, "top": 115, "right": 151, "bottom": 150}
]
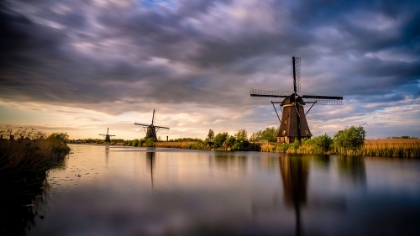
[{"left": 0, "top": 0, "right": 419, "bottom": 139}]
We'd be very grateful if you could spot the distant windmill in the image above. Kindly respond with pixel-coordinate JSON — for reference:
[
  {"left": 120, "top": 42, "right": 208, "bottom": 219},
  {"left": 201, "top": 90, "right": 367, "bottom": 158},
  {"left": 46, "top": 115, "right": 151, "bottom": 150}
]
[
  {"left": 250, "top": 57, "right": 343, "bottom": 143},
  {"left": 99, "top": 128, "right": 115, "bottom": 143},
  {"left": 134, "top": 109, "right": 170, "bottom": 141}
]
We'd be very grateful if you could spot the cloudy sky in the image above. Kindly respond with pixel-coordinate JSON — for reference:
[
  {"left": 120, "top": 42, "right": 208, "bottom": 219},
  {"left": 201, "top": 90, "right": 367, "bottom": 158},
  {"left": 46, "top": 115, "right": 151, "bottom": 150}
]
[{"left": 1, "top": 0, "right": 419, "bottom": 140}]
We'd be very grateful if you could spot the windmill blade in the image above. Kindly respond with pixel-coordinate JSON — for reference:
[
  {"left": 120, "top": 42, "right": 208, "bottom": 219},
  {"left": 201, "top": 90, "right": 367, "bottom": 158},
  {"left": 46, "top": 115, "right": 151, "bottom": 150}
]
[
  {"left": 151, "top": 109, "right": 155, "bottom": 125},
  {"left": 134, "top": 123, "right": 151, "bottom": 126},
  {"left": 293, "top": 57, "right": 301, "bottom": 93},
  {"left": 109, "top": 135, "right": 116, "bottom": 137},
  {"left": 154, "top": 126, "right": 170, "bottom": 130},
  {"left": 271, "top": 101, "right": 282, "bottom": 122},
  {"left": 250, "top": 88, "right": 289, "bottom": 98},
  {"left": 99, "top": 134, "right": 107, "bottom": 136},
  {"left": 302, "top": 95, "right": 343, "bottom": 105}
]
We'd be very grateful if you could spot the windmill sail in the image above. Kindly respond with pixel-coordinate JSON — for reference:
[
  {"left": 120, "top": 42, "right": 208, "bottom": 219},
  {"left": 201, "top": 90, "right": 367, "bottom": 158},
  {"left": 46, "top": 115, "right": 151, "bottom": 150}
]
[
  {"left": 250, "top": 57, "right": 343, "bottom": 143},
  {"left": 134, "top": 110, "right": 170, "bottom": 141}
]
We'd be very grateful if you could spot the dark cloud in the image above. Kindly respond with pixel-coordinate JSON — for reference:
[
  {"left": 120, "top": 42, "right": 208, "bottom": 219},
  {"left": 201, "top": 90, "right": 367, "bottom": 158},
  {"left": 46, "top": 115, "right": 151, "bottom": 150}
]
[{"left": 0, "top": 0, "right": 419, "bottom": 137}]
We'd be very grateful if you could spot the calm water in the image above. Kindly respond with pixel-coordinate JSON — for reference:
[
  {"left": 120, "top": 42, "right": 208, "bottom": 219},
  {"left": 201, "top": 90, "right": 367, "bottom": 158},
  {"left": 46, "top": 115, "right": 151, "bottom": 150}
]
[{"left": 23, "top": 145, "right": 420, "bottom": 235}]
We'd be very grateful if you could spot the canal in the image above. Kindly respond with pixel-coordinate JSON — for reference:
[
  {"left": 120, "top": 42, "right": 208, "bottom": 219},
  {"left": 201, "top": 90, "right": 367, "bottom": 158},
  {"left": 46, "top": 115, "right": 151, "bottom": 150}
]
[{"left": 14, "top": 145, "right": 420, "bottom": 235}]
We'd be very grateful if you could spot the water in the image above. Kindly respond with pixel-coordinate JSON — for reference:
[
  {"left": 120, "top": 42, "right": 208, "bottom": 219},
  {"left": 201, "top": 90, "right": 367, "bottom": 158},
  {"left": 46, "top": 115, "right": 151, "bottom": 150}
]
[{"left": 23, "top": 145, "right": 420, "bottom": 235}]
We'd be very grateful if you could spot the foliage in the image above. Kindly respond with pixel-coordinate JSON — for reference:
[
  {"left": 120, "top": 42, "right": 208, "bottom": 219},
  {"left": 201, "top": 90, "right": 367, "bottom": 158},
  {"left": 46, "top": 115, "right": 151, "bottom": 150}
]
[
  {"left": 250, "top": 127, "right": 278, "bottom": 142},
  {"left": 234, "top": 129, "right": 248, "bottom": 142},
  {"left": 334, "top": 126, "right": 366, "bottom": 153},
  {"left": 213, "top": 132, "right": 229, "bottom": 148},
  {"left": 207, "top": 129, "right": 215, "bottom": 141},
  {"left": 47, "top": 132, "right": 69, "bottom": 143},
  {"left": 312, "top": 133, "right": 333, "bottom": 154},
  {"left": 144, "top": 137, "right": 155, "bottom": 147},
  {"left": 225, "top": 136, "right": 236, "bottom": 148}
]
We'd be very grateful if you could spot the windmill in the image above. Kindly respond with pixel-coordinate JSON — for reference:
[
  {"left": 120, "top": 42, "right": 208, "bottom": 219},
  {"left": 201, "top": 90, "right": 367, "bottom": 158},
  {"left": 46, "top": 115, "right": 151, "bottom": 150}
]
[
  {"left": 134, "top": 109, "right": 170, "bottom": 141},
  {"left": 99, "top": 128, "right": 115, "bottom": 143},
  {"left": 250, "top": 57, "right": 343, "bottom": 143}
]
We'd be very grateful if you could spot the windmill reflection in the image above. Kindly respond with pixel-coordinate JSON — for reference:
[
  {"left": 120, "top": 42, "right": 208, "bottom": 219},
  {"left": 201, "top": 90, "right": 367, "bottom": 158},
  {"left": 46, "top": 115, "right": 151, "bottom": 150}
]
[
  {"left": 146, "top": 152, "right": 155, "bottom": 190},
  {"left": 105, "top": 145, "right": 109, "bottom": 168},
  {"left": 279, "top": 155, "right": 310, "bottom": 236}
]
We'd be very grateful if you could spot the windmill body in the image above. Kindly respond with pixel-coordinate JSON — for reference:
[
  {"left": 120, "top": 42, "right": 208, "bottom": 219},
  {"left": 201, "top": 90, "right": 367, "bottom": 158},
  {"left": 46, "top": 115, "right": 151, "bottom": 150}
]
[
  {"left": 99, "top": 128, "right": 115, "bottom": 143},
  {"left": 135, "top": 110, "right": 170, "bottom": 141},
  {"left": 278, "top": 94, "right": 312, "bottom": 143},
  {"left": 251, "top": 57, "right": 343, "bottom": 143}
]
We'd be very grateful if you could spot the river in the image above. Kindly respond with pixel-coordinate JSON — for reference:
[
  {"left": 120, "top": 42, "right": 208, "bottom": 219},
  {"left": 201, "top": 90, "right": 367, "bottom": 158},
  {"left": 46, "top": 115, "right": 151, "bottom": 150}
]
[{"left": 22, "top": 145, "right": 420, "bottom": 235}]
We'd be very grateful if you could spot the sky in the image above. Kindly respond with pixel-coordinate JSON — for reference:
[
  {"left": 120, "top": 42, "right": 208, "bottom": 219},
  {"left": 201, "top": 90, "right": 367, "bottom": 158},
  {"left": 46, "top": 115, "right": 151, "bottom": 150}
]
[{"left": 0, "top": 0, "right": 419, "bottom": 140}]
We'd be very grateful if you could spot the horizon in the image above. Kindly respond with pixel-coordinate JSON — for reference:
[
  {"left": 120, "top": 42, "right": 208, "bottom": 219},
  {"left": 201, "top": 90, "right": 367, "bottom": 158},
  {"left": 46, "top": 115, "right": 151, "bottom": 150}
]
[{"left": 1, "top": 0, "right": 419, "bottom": 140}]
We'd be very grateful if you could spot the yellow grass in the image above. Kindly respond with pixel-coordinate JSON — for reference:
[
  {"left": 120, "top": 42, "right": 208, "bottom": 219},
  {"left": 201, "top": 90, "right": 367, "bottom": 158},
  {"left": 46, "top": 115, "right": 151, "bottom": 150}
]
[
  {"left": 259, "top": 138, "right": 420, "bottom": 158},
  {"left": 361, "top": 138, "right": 420, "bottom": 158},
  {"left": 154, "top": 141, "right": 200, "bottom": 149}
]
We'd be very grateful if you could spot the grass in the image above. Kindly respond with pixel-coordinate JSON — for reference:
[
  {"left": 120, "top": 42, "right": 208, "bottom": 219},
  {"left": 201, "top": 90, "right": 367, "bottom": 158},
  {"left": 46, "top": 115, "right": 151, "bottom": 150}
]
[
  {"left": 260, "top": 138, "right": 420, "bottom": 158},
  {"left": 0, "top": 137, "right": 69, "bottom": 235}
]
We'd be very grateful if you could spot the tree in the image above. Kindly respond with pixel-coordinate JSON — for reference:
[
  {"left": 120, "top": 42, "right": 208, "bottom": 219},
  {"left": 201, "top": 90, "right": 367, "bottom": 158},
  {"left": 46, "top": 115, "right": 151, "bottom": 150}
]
[
  {"left": 234, "top": 129, "right": 248, "bottom": 142},
  {"left": 334, "top": 126, "right": 366, "bottom": 152},
  {"left": 225, "top": 136, "right": 236, "bottom": 148},
  {"left": 260, "top": 127, "right": 278, "bottom": 142},
  {"left": 207, "top": 129, "right": 215, "bottom": 141},
  {"left": 213, "top": 132, "right": 229, "bottom": 148}
]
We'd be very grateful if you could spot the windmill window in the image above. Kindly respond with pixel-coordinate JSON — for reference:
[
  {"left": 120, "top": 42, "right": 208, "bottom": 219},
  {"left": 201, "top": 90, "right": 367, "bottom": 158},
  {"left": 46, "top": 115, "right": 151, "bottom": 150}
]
[
  {"left": 305, "top": 130, "right": 309, "bottom": 134},
  {"left": 282, "top": 130, "right": 286, "bottom": 135}
]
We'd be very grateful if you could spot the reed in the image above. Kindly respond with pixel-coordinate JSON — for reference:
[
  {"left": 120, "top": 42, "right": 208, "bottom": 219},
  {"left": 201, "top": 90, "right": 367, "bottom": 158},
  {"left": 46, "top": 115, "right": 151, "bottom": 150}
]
[
  {"left": 0, "top": 137, "right": 70, "bottom": 189},
  {"left": 259, "top": 138, "right": 420, "bottom": 158},
  {"left": 360, "top": 138, "right": 420, "bottom": 158},
  {"left": 154, "top": 141, "right": 209, "bottom": 150}
]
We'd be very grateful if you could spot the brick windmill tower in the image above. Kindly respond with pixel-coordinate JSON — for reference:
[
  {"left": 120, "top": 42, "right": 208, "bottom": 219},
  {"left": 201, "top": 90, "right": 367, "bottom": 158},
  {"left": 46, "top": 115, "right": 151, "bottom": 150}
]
[{"left": 251, "top": 57, "right": 343, "bottom": 143}]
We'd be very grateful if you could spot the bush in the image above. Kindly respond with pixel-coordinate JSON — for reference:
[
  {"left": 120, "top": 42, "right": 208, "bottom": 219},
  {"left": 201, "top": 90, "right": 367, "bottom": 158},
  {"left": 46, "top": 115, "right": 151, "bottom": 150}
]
[
  {"left": 313, "top": 133, "right": 333, "bottom": 154},
  {"left": 334, "top": 126, "right": 366, "bottom": 154}
]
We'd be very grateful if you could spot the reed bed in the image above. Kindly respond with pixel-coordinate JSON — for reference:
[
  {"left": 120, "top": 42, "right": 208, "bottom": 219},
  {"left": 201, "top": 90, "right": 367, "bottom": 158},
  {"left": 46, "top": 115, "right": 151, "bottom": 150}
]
[
  {"left": 154, "top": 141, "right": 208, "bottom": 149},
  {"left": 360, "top": 139, "right": 420, "bottom": 158},
  {"left": 0, "top": 138, "right": 69, "bottom": 189},
  {"left": 259, "top": 138, "right": 420, "bottom": 158}
]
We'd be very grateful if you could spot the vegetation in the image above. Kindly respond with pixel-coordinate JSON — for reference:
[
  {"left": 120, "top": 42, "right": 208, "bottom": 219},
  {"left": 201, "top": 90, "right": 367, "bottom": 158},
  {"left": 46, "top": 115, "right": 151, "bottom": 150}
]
[
  {"left": 66, "top": 125, "right": 418, "bottom": 157},
  {"left": 0, "top": 132, "right": 70, "bottom": 185},
  {"left": 0, "top": 132, "right": 70, "bottom": 235},
  {"left": 250, "top": 127, "right": 278, "bottom": 142}
]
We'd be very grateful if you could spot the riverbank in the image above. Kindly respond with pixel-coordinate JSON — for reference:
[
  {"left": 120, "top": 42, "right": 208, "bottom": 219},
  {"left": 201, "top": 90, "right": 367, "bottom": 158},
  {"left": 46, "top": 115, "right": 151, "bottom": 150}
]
[
  {"left": 0, "top": 135, "right": 70, "bottom": 235},
  {"left": 260, "top": 138, "right": 420, "bottom": 158}
]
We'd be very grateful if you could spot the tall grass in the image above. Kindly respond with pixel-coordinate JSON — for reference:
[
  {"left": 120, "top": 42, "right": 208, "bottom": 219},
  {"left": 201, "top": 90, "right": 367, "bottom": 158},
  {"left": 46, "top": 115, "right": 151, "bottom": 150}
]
[
  {"left": 360, "top": 139, "right": 420, "bottom": 158},
  {"left": 0, "top": 137, "right": 69, "bottom": 235},
  {"left": 0, "top": 138, "right": 70, "bottom": 190},
  {"left": 260, "top": 138, "right": 420, "bottom": 158}
]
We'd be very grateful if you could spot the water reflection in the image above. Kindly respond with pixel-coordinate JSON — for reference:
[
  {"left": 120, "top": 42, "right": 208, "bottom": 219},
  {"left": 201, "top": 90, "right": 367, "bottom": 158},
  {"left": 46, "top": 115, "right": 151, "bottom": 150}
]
[
  {"left": 336, "top": 156, "right": 366, "bottom": 186},
  {"left": 105, "top": 145, "right": 109, "bottom": 168},
  {"left": 15, "top": 146, "right": 420, "bottom": 235},
  {"left": 213, "top": 153, "right": 247, "bottom": 171},
  {"left": 146, "top": 152, "right": 155, "bottom": 189},
  {"left": 280, "top": 155, "right": 310, "bottom": 236},
  {"left": 0, "top": 178, "right": 50, "bottom": 235}
]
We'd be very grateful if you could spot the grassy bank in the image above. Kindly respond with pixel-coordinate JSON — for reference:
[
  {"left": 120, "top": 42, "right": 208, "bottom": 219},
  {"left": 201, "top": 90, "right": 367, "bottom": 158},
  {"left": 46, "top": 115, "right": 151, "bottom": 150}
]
[
  {"left": 0, "top": 134, "right": 70, "bottom": 236},
  {"left": 0, "top": 137, "right": 69, "bottom": 186},
  {"left": 260, "top": 138, "right": 420, "bottom": 158}
]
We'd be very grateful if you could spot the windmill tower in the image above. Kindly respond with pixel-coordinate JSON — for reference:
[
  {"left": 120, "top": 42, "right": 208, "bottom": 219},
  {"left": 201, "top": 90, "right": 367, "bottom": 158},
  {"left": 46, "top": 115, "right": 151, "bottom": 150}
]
[
  {"left": 251, "top": 57, "right": 343, "bottom": 143},
  {"left": 134, "top": 110, "right": 170, "bottom": 141},
  {"left": 99, "top": 128, "right": 115, "bottom": 143}
]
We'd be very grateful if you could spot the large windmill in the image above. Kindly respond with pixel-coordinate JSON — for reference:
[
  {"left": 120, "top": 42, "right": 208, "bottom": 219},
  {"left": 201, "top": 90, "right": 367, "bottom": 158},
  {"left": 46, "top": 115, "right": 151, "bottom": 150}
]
[
  {"left": 251, "top": 57, "right": 343, "bottom": 143},
  {"left": 99, "top": 128, "right": 115, "bottom": 143},
  {"left": 134, "top": 110, "right": 170, "bottom": 141}
]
